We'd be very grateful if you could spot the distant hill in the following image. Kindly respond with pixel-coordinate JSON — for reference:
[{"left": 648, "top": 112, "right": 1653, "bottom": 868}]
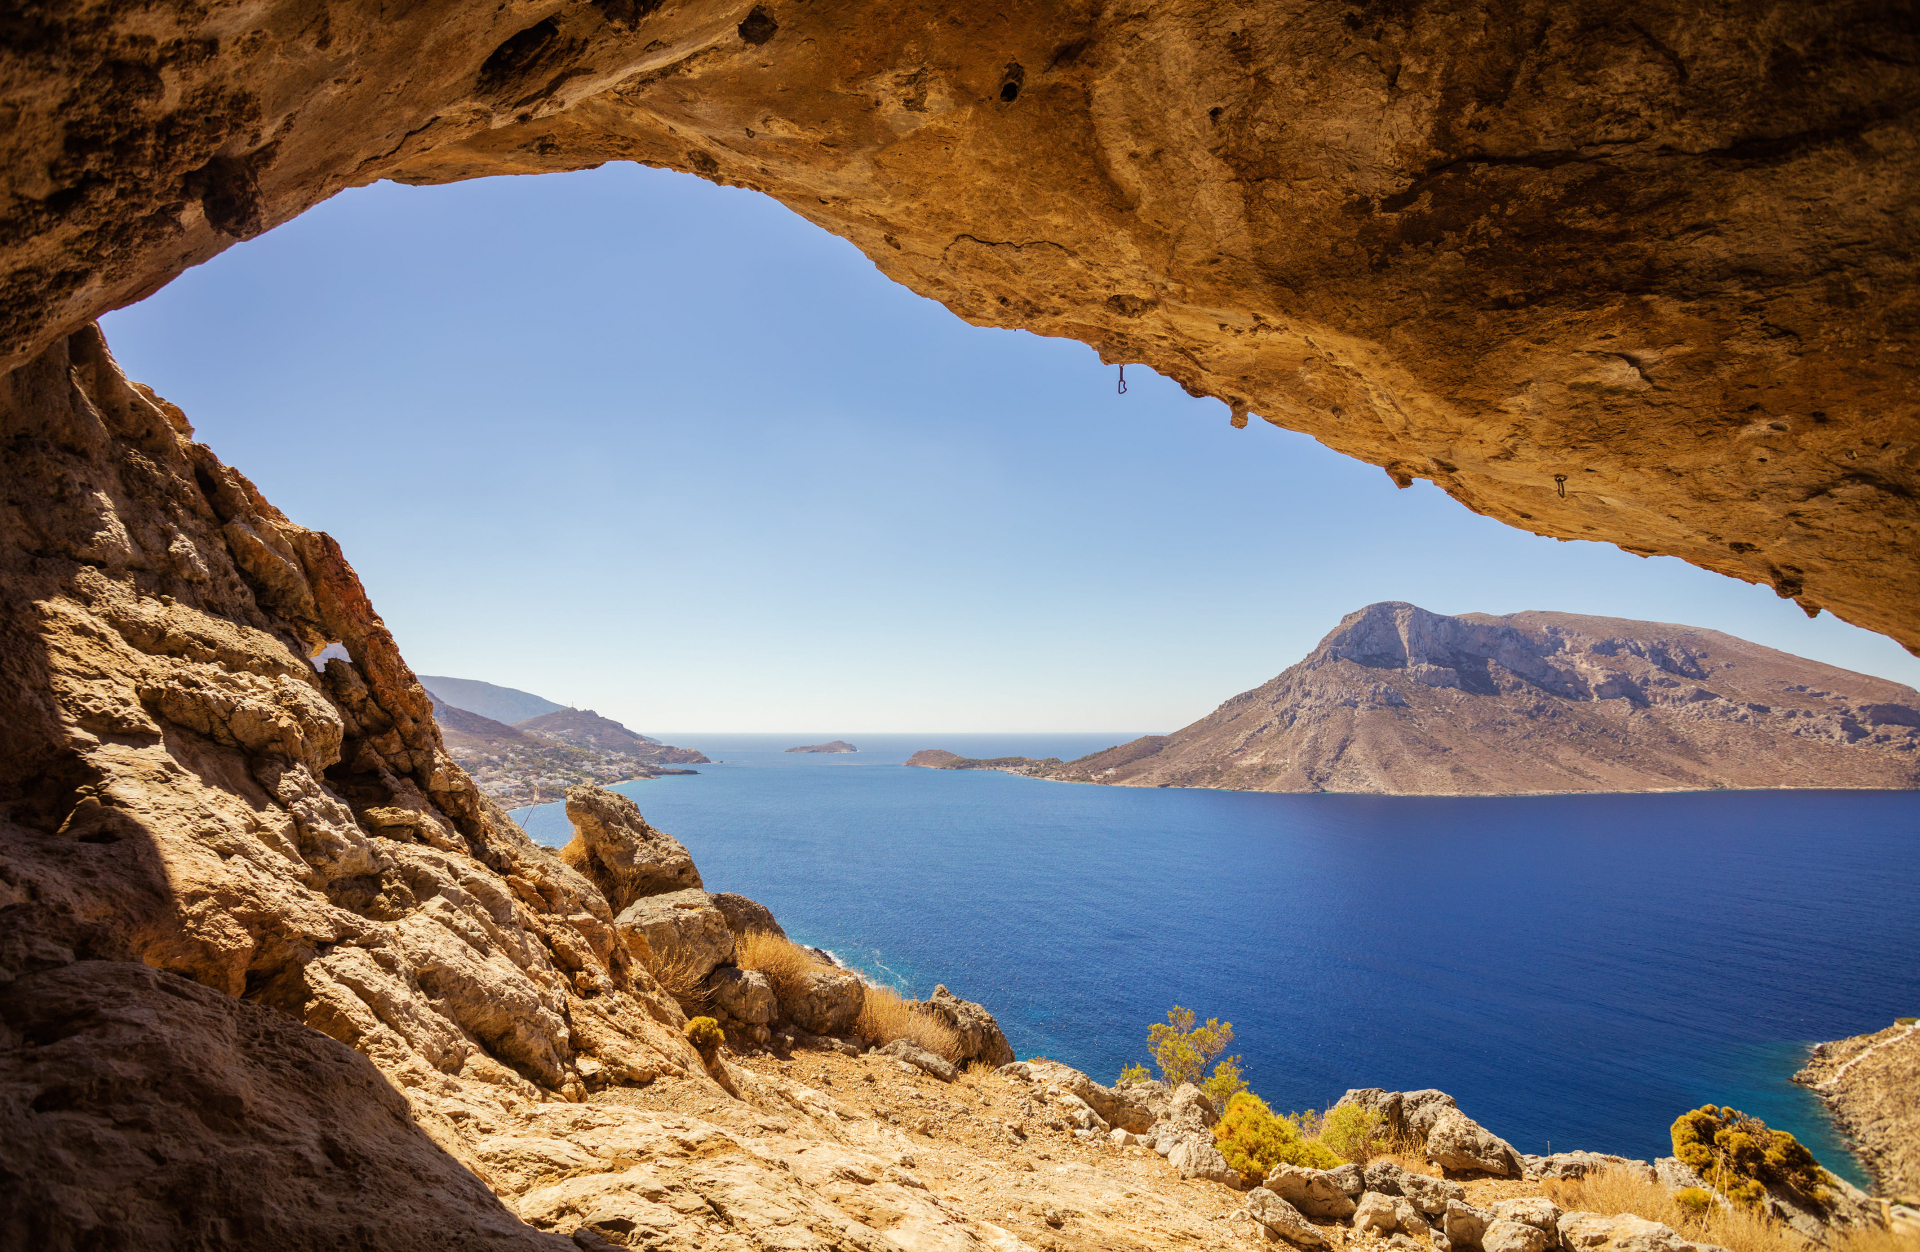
[
  {"left": 787, "top": 740, "right": 857, "bottom": 754},
  {"left": 912, "top": 602, "right": 1920, "bottom": 795},
  {"left": 517, "top": 708, "right": 707, "bottom": 764},
  {"left": 418, "top": 676, "right": 568, "bottom": 727},
  {"left": 423, "top": 689, "right": 531, "bottom": 750}
]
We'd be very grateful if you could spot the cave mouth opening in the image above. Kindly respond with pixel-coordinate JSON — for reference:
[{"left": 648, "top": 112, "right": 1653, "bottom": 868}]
[{"left": 92, "top": 162, "right": 1920, "bottom": 729}]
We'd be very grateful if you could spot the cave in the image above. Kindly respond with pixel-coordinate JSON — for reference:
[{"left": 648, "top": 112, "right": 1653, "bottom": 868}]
[{"left": 1, "top": 0, "right": 1916, "bottom": 1244}]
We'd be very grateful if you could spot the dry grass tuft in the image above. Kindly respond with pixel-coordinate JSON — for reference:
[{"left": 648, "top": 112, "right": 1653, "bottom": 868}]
[
  {"left": 735, "top": 930, "right": 828, "bottom": 1001},
  {"left": 643, "top": 945, "right": 712, "bottom": 1006},
  {"left": 856, "top": 984, "right": 963, "bottom": 1062},
  {"left": 1544, "top": 1167, "right": 1916, "bottom": 1252},
  {"left": 965, "top": 1059, "right": 997, "bottom": 1080}
]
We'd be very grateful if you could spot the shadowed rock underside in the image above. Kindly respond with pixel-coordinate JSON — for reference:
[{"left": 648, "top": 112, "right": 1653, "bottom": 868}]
[{"left": 2, "top": 0, "right": 1918, "bottom": 649}]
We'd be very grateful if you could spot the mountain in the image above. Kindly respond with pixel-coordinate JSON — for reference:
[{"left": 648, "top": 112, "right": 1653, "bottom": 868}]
[
  {"left": 417, "top": 675, "right": 569, "bottom": 726},
  {"left": 967, "top": 603, "right": 1920, "bottom": 795},
  {"left": 515, "top": 708, "right": 708, "bottom": 764},
  {"left": 422, "top": 688, "right": 532, "bottom": 750}
]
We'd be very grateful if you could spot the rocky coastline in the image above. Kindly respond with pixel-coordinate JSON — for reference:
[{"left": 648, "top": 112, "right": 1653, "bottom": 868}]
[{"left": 1795, "top": 1021, "right": 1920, "bottom": 1204}]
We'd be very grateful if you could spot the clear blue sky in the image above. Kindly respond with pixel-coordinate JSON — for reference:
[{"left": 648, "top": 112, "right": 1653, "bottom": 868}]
[{"left": 100, "top": 164, "right": 1920, "bottom": 733}]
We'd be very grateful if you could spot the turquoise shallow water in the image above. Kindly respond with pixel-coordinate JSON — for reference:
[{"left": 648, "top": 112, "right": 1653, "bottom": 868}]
[{"left": 513, "top": 733, "right": 1919, "bottom": 1188}]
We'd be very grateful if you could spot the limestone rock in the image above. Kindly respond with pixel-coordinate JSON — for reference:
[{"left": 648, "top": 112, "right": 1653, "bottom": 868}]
[
  {"left": 614, "top": 889, "right": 736, "bottom": 984},
  {"left": 1426, "top": 1106, "right": 1525, "bottom": 1177},
  {"left": 1365, "top": 1160, "right": 1411, "bottom": 1195},
  {"left": 878, "top": 1039, "right": 956, "bottom": 1083},
  {"left": 1537, "top": 1152, "right": 1654, "bottom": 1182},
  {"left": 779, "top": 967, "right": 865, "bottom": 1038},
  {"left": 1491, "top": 1197, "right": 1564, "bottom": 1234},
  {"left": 561, "top": 785, "right": 702, "bottom": 911},
  {"left": 1400, "top": 1171, "right": 1469, "bottom": 1216},
  {"left": 1483, "top": 1218, "right": 1555, "bottom": 1252},
  {"left": 1265, "top": 1163, "right": 1359, "bottom": 1220},
  {"left": 1246, "top": 1188, "right": 1329, "bottom": 1248},
  {"left": 1168, "top": 1131, "right": 1242, "bottom": 1188},
  {"left": 1558, "top": 1212, "right": 1709, "bottom": 1252},
  {"left": 1327, "top": 1164, "right": 1366, "bottom": 1197},
  {"left": 706, "top": 966, "right": 776, "bottom": 1026},
  {"left": 0, "top": 962, "right": 570, "bottom": 1251},
  {"left": 924, "top": 984, "right": 1016, "bottom": 1069},
  {"left": 1014, "top": 1059, "right": 1151, "bottom": 1133},
  {"left": 1355, "top": 1192, "right": 1402, "bottom": 1235},
  {"left": 710, "top": 891, "right": 787, "bottom": 941},
  {"left": 1446, "top": 1199, "right": 1493, "bottom": 1250}
]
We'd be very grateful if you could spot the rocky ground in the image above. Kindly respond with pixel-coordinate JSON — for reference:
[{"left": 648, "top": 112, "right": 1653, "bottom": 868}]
[{"left": 1797, "top": 1022, "right": 1920, "bottom": 1203}]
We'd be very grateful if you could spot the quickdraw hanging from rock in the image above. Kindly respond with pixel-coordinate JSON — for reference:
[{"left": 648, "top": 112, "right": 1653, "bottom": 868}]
[
  {"left": 1117, "top": 365, "right": 1128, "bottom": 395},
  {"left": 1554, "top": 474, "right": 1568, "bottom": 498}
]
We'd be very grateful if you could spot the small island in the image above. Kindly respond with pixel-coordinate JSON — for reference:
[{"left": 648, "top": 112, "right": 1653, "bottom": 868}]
[
  {"left": 785, "top": 740, "right": 858, "bottom": 754},
  {"left": 904, "top": 749, "right": 1064, "bottom": 775}
]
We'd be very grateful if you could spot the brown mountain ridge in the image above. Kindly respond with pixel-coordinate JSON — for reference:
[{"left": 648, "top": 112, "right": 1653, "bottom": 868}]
[{"left": 914, "top": 603, "right": 1920, "bottom": 796}]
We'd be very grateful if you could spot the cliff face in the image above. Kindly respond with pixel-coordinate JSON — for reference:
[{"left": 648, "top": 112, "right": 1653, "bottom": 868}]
[
  {"left": 1047, "top": 602, "right": 1920, "bottom": 794},
  {"left": 0, "top": 328, "right": 700, "bottom": 1242},
  {"left": 1796, "top": 1022, "right": 1920, "bottom": 1201},
  {"left": 3, "top": 0, "right": 1918, "bottom": 651}
]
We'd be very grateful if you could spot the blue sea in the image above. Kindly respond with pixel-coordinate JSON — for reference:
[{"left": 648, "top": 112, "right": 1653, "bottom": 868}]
[{"left": 512, "top": 733, "right": 1919, "bottom": 1188}]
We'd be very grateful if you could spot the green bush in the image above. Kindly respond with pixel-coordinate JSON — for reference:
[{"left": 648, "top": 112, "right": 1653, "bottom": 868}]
[
  {"left": 1202, "top": 1055, "right": 1249, "bottom": 1109},
  {"left": 1671, "top": 1105, "right": 1828, "bottom": 1209},
  {"left": 1319, "top": 1102, "right": 1387, "bottom": 1164},
  {"left": 1147, "top": 1006, "right": 1234, "bottom": 1089},
  {"left": 1214, "top": 1092, "right": 1341, "bottom": 1183},
  {"left": 1117, "top": 1062, "right": 1150, "bottom": 1085},
  {"left": 684, "top": 1016, "right": 726, "bottom": 1052},
  {"left": 1674, "top": 1187, "right": 1713, "bottom": 1217},
  {"left": 1898, "top": 1017, "right": 1917, "bottom": 1027}
]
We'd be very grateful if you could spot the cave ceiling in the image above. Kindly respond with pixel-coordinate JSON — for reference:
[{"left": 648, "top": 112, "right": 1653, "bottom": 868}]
[{"left": 5, "top": 0, "right": 1917, "bottom": 651}]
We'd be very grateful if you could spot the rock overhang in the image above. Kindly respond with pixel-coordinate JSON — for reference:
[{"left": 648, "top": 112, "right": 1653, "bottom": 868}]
[{"left": 2, "top": 0, "right": 1917, "bottom": 649}]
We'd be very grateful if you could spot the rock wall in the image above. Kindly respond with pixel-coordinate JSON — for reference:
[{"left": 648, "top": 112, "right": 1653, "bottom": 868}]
[
  {"left": 0, "top": 327, "right": 704, "bottom": 1240},
  {"left": 3, "top": 0, "right": 1919, "bottom": 649}
]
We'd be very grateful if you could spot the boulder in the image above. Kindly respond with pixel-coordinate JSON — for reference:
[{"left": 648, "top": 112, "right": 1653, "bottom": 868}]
[
  {"left": 710, "top": 892, "right": 786, "bottom": 941},
  {"left": 1400, "top": 1171, "right": 1468, "bottom": 1216},
  {"left": 1246, "top": 1188, "right": 1329, "bottom": 1248},
  {"left": 779, "top": 966, "right": 865, "bottom": 1037},
  {"left": 1491, "top": 1198, "right": 1563, "bottom": 1234},
  {"left": 613, "top": 889, "right": 734, "bottom": 982},
  {"left": 924, "top": 985, "right": 1016, "bottom": 1068},
  {"left": 1483, "top": 1219, "right": 1553, "bottom": 1252},
  {"left": 1426, "top": 1107, "right": 1524, "bottom": 1177},
  {"left": 1402, "top": 1089, "right": 1463, "bottom": 1135},
  {"left": 1446, "top": 1199, "right": 1492, "bottom": 1250},
  {"left": 1167, "top": 1130, "right": 1242, "bottom": 1186},
  {"left": 1558, "top": 1212, "right": 1711, "bottom": 1252},
  {"left": 1169, "top": 1082, "right": 1220, "bottom": 1129},
  {"left": 1394, "top": 1198, "right": 1433, "bottom": 1237},
  {"left": 1535, "top": 1152, "right": 1652, "bottom": 1182},
  {"left": 1018, "top": 1059, "right": 1153, "bottom": 1133},
  {"left": 1328, "top": 1164, "right": 1366, "bottom": 1198},
  {"left": 1365, "top": 1161, "right": 1409, "bottom": 1195},
  {"left": 561, "top": 785, "right": 701, "bottom": 911},
  {"left": 880, "top": 1039, "right": 956, "bottom": 1083},
  {"left": 1355, "top": 1192, "right": 1401, "bottom": 1234},
  {"left": 705, "top": 966, "right": 775, "bottom": 1026},
  {"left": 1265, "top": 1163, "right": 1358, "bottom": 1220}
]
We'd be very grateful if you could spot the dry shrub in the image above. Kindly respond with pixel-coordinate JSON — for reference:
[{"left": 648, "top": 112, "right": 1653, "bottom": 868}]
[
  {"left": 643, "top": 945, "right": 712, "bottom": 1006},
  {"left": 1542, "top": 1167, "right": 1915, "bottom": 1252},
  {"left": 856, "top": 983, "right": 962, "bottom": 1061},
  {"left": 965, "top": 1060, "right": 996, "bottom": 1080},
  {"left": 735, "top": 930, "right": 822, "bottom": 1001}
]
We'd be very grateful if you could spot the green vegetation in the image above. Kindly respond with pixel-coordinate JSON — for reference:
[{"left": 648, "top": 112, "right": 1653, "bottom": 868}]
[
  {"left": 1203, "top": 1054, "right": 1249, "bottom": 1109},
  {"left": 1897, "top": 1017, "right": 1916, "bottom": 1027},
  {"left": 1117, "top": 1062, "right": 1150, "bottom": 1085},
  {"left": 1214, "top": 1093, "right": 1342, "bottom": 1183},
  {"left": 684, "top": 1016, "right": 725, "bottom": 1052},
  {"left": 1671, "top": 1105, "right": 1829, "bottom": 1209},
  {"left": 1318, "top": 1102, "right": 1388, "bottom": 1164},
  {"left": 1675, "top": 1187, "right": 1714, "bottom": 1217},
  {"left": 1146, "top": 1006, "right": 1238, "bottom": 1092}
]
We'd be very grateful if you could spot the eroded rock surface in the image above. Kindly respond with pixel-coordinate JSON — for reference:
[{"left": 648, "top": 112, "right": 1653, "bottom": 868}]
[
  {"left": 3, "top": 1, "right": 1918, "bottom": 649},
  {"left": 562, "top": 784, "right": 704, "bottom": 911},
  {"left": 1795, "top": 1020, "right": 1920, "bottom": 1198}
]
